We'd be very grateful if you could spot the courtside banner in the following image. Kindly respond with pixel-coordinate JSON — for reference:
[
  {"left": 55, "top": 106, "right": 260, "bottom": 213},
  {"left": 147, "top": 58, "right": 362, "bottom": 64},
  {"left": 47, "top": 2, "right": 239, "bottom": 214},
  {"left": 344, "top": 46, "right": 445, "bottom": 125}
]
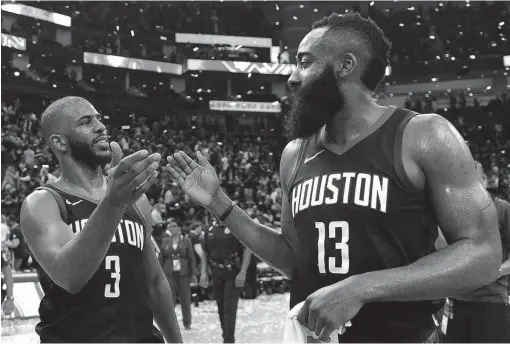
[
  {"left": 1, "top": 33, "right": 26, "bottom": 51},
  {"left": 210, "top": 100, "right": 281, "bottom": 113},
  {"left": 187, "top": 59, "right": 296, "bottom": 75},
  {"left": 1, "top": 4, "right": 71, "bottom": 27},
  {"left": 176, "top": 33, "right": 272, "bottom": 48},
  {"left": 83, "top": 52, "right": 183, "bottom": 75}
]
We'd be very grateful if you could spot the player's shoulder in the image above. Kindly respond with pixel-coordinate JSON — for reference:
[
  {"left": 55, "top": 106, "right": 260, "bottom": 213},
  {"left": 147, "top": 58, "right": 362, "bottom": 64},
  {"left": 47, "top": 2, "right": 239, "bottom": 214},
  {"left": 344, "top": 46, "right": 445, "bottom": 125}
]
[
  {"left": 281, "top": 139, "right": 303, "bottom": 162},
  {"left": 403, "top": 113, "right": 465, "bottom": 158},
  {"left": 21, "top": 189, "right": 59, "bottom": 218},
  {"left": 405, "top": 112, "right": 456, "bottom": 140}
]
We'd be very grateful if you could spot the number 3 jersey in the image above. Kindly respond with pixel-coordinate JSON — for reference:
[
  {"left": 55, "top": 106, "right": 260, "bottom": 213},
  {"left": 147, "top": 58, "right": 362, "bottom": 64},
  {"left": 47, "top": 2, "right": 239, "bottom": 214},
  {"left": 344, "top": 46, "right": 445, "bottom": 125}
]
[
  {"left": 34, "top": 185, "right": 162, "bottom": 343},
  {"left": 288, "top": 106, "right": 441, "bottom": 342}
]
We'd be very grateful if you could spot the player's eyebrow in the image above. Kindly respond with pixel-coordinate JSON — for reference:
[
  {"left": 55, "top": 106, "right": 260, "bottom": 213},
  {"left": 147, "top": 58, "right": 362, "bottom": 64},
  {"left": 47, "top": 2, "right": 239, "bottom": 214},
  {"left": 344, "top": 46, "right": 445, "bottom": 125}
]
[
  {"left": 77, "top": 113, "right": 101, "bottom": 123},
  {"left": 296, "top": 52, "right": 313, "bottom": 62}
]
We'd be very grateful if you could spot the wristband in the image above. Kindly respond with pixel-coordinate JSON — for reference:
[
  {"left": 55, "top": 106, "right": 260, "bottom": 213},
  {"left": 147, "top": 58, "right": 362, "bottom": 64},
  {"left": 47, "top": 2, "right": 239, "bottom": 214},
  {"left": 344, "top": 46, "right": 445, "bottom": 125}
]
[
  {"left": 218, "top": 201, "right": 235, "bottom": 222},
  {"left": 5, "top": 295, "right": 14, "bottom": 300}
]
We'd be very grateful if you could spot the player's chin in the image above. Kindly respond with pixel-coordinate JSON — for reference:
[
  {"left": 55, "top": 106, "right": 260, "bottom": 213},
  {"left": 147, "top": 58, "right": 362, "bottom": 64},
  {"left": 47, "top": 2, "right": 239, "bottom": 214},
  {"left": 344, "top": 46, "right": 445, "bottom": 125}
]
[{"left": 95, "top": 150, "right": 112, "bottom": 163}]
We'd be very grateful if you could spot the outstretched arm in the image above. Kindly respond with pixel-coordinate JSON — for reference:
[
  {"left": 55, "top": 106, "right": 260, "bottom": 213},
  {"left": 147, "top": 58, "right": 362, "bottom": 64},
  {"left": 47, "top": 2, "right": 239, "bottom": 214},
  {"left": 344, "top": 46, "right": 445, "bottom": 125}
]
[
  {"left": 166, "top": 141, "right": 302, "bottom": 278},
  {"left": 356, "top": 114, "right": 502, "bottom": 302},
  {"left": 206, "top": 190, "right": 295, "bottom": 278},
  {"left": 139, "top": 196, "right": 182, "bottom": 343}
]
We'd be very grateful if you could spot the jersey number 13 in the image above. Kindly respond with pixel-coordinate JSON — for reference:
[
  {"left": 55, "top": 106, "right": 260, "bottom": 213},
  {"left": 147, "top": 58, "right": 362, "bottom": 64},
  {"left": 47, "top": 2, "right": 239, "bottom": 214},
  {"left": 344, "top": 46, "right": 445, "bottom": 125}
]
[{"left": 316, "top": 221, "right": 349, "bottom": 274}]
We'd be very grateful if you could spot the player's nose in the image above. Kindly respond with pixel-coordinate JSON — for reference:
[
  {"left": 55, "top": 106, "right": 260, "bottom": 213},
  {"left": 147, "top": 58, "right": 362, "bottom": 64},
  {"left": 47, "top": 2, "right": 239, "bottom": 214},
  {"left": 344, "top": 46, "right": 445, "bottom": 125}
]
[
  {"left": 93, "top": 118, "right": 106, "bottom": 134},
  {"left": 287, "top": 72, "right": 301, "bottom": 93}
]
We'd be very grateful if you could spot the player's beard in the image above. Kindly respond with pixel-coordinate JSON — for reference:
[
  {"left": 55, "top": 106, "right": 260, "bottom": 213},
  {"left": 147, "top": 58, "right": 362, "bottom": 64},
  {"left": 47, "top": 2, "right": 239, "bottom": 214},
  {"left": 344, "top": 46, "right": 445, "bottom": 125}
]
[
  {"left": 67, "top": 137, "right": 112, "bottom": 170},
  {"left": 284, "top": 65, "right": 344, "bottom": 140}
]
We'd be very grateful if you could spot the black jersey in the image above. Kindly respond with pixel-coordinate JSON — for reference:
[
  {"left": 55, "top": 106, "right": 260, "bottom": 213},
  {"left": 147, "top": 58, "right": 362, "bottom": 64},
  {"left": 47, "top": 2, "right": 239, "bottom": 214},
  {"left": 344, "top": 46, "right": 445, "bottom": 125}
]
[
  {"left": 34, "top": 185, "right": 162, "bottom": 343},
  {"left": 288, "top": 106, "right": 441, "bottom": 342}
]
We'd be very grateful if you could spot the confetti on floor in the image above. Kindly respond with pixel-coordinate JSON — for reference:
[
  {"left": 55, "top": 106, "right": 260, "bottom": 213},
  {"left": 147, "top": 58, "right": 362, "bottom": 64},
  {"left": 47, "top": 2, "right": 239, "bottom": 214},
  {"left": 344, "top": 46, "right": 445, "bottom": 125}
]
[{"left": 1, "top": 293, "right": 290, "bottom": 343}]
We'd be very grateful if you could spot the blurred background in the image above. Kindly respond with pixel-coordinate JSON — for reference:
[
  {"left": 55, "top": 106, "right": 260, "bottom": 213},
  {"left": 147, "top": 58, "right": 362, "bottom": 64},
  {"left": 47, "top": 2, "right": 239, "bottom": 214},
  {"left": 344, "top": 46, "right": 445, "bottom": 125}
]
[{"left": 1, "top": 1, "right": 509, "bottom": 342}]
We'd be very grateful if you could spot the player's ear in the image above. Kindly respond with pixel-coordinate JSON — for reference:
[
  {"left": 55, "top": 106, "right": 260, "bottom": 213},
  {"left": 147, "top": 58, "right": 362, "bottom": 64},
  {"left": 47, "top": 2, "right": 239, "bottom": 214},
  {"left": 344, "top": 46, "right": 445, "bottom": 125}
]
[
  {"left": 333, "top": 53, "right": 358, "bottom": 79},
  {"left": 50, "top": 134, "right": 67, "bottom": 152}
]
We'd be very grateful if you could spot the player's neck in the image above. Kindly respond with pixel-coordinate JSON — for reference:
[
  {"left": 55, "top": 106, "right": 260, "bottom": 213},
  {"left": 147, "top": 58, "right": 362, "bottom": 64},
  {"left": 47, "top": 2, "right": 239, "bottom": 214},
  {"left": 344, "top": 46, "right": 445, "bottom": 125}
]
[
  {"left": 56, "top": 158, "right": 106, "bottom": 198},
  {"left": 326, "top": 91, "right": 386, "bottom": 146}
]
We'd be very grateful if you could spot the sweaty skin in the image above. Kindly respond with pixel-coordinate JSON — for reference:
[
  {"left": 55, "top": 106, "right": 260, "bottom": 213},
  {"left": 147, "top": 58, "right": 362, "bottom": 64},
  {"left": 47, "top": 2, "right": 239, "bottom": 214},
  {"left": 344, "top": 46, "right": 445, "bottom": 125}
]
[{"left": 165, "top": 16, "right": 502, "bottom": 341}]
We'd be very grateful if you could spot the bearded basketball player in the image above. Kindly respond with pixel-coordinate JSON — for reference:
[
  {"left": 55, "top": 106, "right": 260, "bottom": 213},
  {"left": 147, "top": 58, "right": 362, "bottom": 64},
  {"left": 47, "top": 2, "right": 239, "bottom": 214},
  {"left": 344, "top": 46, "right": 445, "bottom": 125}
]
[
  {"left": 20, "top": 97, "right": 183, "bottom": 343},
  {"left": 166, "top": 13, "right": 502, "bottom": 343}
]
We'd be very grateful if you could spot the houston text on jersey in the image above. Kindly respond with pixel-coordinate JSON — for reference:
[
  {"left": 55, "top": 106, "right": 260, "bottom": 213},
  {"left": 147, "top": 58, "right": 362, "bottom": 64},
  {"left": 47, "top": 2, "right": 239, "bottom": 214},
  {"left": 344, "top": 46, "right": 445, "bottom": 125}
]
[{"left": 291, "top": 172, "right": 389, "bottom": 217}]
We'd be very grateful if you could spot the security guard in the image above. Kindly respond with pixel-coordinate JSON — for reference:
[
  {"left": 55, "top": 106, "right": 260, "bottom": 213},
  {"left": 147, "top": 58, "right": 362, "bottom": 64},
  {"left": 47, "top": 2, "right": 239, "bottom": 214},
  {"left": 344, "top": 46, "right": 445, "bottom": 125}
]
[{"left": 203, "top": 219, "right": 251, "bottom": 343}]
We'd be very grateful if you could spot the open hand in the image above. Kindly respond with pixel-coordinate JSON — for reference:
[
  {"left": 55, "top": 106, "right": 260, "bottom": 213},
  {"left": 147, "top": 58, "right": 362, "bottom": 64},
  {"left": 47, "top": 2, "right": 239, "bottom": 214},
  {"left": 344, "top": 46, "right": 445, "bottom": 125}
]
[
  {"left": 105, "top": 142, "right": 160, "bottom": 207},
  {"left": 166, "top": 151, "right": 220, "bottom": 208}
]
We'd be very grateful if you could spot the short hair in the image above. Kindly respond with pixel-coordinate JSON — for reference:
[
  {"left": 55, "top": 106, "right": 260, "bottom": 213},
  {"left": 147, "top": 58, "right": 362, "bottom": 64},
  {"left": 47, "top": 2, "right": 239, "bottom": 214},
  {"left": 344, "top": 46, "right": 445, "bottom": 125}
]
[
  {"left": 40, "top": 96, "right": 87, "bottom": 144},
  {"left": 312, "top": 12, "right": 392, "bottom": 91}
]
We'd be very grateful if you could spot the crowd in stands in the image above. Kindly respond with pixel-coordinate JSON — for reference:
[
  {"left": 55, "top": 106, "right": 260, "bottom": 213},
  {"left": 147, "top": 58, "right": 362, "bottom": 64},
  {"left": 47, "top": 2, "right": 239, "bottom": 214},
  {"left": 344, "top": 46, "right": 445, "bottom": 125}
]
[
  {"left": 2, "top": 89, "right": 509, "bottom": 271},
  {"left": 366, "top": 1, "right": 509, "bottom": 66}
]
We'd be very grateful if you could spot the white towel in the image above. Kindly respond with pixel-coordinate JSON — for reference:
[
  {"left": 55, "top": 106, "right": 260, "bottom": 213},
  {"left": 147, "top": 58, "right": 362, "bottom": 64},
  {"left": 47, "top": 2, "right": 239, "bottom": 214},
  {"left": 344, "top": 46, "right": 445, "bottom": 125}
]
[{"left": 283, "top": 301, "right": 351, "bottom": 343}]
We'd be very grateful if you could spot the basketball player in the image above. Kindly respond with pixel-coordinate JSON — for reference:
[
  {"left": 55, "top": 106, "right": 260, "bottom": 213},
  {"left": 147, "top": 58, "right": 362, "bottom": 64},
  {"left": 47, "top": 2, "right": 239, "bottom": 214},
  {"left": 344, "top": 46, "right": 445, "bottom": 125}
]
[
  {"left": 20, "top": 97, "right": 183, "bottom": 343},
  {"left": 166, "top": 12, "right": 502, "bottom": 343}
]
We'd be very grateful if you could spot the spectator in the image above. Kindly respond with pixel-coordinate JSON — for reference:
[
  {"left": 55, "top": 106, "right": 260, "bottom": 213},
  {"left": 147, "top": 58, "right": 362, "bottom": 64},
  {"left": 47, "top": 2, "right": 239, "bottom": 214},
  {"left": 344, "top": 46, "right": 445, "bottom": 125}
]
[
  {"left": 5, "top": 220, "right": 30, "bottom": 271},
  {"left": 159, "top": 219, "right": 198, "bottom": 330},
  {"left": 2, "top": 165, "right": 19, "bottom": 190},
  {"left": 151, "top": 201, "right": 166, "bottom": 228},
  {"left": 1, "top": 216, "right": 10, "bottom": 244}
]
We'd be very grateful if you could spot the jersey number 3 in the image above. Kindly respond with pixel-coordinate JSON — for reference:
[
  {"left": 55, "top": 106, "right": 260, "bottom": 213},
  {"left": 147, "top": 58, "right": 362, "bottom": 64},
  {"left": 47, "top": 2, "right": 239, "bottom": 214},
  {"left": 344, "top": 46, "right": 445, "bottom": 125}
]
[
  {"left": 105, "top": 255, "right": 120, "bottom": 298},
  {"left": 316, "top": 221, "right": 349, "bottom": 274}
]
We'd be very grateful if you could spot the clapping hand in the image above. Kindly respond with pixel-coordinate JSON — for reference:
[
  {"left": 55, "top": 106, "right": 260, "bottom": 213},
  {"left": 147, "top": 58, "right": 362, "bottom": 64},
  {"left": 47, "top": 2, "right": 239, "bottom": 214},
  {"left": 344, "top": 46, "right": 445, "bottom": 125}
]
[{"left": 166, "top": 151, "right": 220, "bottom": 209}]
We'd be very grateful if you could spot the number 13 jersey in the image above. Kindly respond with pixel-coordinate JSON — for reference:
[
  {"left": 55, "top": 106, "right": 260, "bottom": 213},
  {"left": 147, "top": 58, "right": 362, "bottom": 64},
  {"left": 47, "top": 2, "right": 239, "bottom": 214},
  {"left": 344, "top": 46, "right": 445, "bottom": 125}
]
[
  {"left": 288, "top": 106, "right": 441, "bottom": 342},
  {"left": 34, "top": 185, "right": 162, "bottom": 343}
]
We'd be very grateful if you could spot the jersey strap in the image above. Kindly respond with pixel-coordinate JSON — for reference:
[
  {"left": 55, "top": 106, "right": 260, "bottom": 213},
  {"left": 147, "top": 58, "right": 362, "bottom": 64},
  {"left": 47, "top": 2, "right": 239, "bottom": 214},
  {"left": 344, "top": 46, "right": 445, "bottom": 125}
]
[
  {"left": 392, "top": 109, "right": 421, "bottom": 197},
  {"left": 35, "top": 186, "right": 69, "bottom": 224},
  {"left": 286, "top": 138, "right": 310, "bottom": 204}
]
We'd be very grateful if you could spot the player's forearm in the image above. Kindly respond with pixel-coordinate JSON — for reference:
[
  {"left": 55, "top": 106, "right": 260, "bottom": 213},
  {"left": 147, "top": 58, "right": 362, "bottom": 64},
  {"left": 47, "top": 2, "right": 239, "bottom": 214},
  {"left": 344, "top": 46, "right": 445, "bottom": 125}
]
[
  {"left": 356, "top": 238, "right": 501, "bottom": 303},
  {"left": 209, "top": 191, "right": 294, "bottom": 278},
  {"left": 53, "top": 197, "right": 127, "bottom": 293},
  {"left": 500, "top": 259, "right": 510, "bottom": 277},
  {"left": 150, "top": 273, "right": 183, "bottom": 343},
  {"left": 239, "top": 248, "right": 251, "bottom": 274}
]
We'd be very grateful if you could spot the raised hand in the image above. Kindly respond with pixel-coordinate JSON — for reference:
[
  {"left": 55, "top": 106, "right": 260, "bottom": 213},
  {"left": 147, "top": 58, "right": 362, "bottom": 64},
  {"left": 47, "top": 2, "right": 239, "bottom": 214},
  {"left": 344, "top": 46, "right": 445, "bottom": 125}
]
[
  {"left": 166, "top": 151, "right": 220, "bottom": 208},
  {"left": 104, "top": 142, "right": 161, "bottom": 207}
]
